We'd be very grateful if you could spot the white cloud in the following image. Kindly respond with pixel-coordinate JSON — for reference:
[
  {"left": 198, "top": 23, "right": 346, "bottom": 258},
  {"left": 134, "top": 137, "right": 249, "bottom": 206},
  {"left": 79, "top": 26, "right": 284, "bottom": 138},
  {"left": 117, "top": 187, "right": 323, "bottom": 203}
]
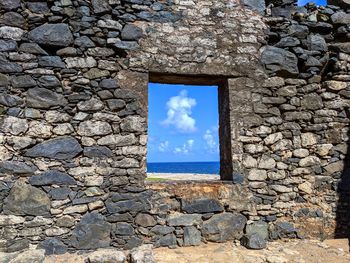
[
  {"left": 162, "top": 90, "right": 197, "bottom": 133},
  {"left": 203, "top": 129, "right": 219, "bottom": 153},
  {"left": 174, "top": 139, "right": 194, "bottom": 154},
  {"left": 158, "top": 141, "right": 169, "bottom": 152}
]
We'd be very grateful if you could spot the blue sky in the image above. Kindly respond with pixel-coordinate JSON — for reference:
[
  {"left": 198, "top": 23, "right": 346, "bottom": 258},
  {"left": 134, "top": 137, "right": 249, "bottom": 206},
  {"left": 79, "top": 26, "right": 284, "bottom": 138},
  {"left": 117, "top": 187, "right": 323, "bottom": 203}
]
[
  {"left": 148, "top": 83, "right": 219, "bottom": 163},
  {"left": 298, "top": 0, "right": 326, "bottom": 5}
]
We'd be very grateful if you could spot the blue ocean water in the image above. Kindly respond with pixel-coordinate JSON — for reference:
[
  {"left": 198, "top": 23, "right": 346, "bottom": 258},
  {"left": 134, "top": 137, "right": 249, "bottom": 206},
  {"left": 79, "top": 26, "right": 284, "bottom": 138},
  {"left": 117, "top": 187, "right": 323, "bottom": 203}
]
[{"left": 147, "top": 162, "right": 220, "bottom": 174}]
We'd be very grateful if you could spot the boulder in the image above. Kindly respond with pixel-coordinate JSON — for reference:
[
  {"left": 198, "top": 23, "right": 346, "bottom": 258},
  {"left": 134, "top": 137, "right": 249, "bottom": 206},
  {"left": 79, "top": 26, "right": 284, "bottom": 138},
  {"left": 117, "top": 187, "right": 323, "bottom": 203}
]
[
  {"left": 29, "top": 170, "right": 76, "bottom": 186},
  {"left": 28, "top": 23, "right": 73, "bottom": 47},
  {"left": 3, "top": 181, "right": 51, "bottom": 216},
  {"left": 26, "top": 88, "right": 67, "bottom": 109},
  {"left": 261, "top": 46, "right": 299, "bottom": 77},
  {"left": 25, "top": 136, "right": 82, "bottom": 160},
  {"left": 202, "top": 213, "right": 247, "bottom": 242},
  {"left": 70, "top": 212, "right": 111, "bottom": 249},
  {"left": 181, "top": 198, "right": 224, "bottom": 214},
  {"left": 246, "top": 221, "right": 269, "bottom": 240}
]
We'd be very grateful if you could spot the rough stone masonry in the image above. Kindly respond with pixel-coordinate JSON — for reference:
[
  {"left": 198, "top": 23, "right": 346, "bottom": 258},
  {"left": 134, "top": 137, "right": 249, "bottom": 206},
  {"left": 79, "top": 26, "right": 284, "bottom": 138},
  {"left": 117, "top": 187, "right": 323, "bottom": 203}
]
[{"left": 0, "top": 0, "right": 350, "bottom": 256}]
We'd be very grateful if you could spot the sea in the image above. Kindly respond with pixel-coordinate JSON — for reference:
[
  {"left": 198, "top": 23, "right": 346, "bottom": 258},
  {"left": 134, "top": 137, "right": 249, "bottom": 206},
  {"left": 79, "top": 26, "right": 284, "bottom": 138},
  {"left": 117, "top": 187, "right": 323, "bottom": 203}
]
[{"left": 147, "top": 161, "right": 220, "bottom": 175}]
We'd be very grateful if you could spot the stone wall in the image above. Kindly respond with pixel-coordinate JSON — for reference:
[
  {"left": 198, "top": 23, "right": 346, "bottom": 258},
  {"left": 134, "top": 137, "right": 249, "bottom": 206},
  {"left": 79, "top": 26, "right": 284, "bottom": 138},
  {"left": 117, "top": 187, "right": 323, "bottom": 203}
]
[{"left": 0, "top": 0, "right": 350, "bottom": 255}]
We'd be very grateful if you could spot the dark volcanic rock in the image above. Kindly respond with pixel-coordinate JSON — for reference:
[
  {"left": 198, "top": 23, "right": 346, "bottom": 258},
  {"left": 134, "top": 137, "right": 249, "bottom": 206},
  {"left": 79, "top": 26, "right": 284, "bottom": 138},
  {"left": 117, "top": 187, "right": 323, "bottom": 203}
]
[
  {"left": 38, "top": 56, "right": 65, "bottom": 68},
  {"left": 1, "top": 12, "right": 26, "bottom": 28},
  {"left": 0, "top": 40, "right": 17, "bottom": 52},
  {"left": 306, "top": 34, "right": 327, "bottom": 52},
  {"left": 183, "top": 226, "right": 201, "bottom": 246},
  {"left": 155, "top": 234, "right": 177, "bottom": 248},
  {"left": 114, "top": 222, "right": 135, "bottom": 235},
  {"left": 19, "top": 43, "right": 48, "bottom": 55},
  {"left": 28, "top": 24, "right": 74, "bottom": 47},
  {"left": 91, "top": 0, "right": 111, "bottom": 14},
  {"left": 121, "top": 24, "right": 143, "bottom": 41},
  {"left": 39, "top": 238, "right": 68, "bottom": 255},
  {"left": 84, "top": 146, "right": 113, "bottom": 158},
  {"left": 241, "top": 233, "right": 267, "bottom": 250},
  {"left": 38, "top": 75, "right": 61, "bottom": 88},
  {"left": 0, "top": 93, "right": 22, "bottom": 107},
  {"left": 11, "top": 75, "right": 36, "bottom": 88},
  {"left": 26, "top": 88, "right": 67, "bottom": 109},
  {"left": 182, "top": 198, "right": 224, "bottom": 214},
  {"left": 261, "top": 46, "right": 299, "bottom": 77},
  {"left": 0, "top": 161, "right": 36, "bottom": 176},
  {"left": 135, "top": 213, "right": 157, "bottom": 227},
  {"left": 3, "top": 181, "right": 51, "bottom": 216},
  {"left": 29, "top": 170, "right": 76, "bottom": 186},
  {"left": 0, "top": 0, "right": 21, "bottom": 10},
  {"left": 25, "top": 136, "right": 82, "bottom": 160},
  {"left": 241, "top": 0, "right": 265, "bottom": 12},
  {"left": 202, "top": 213, "right": 247, "bottom": 242},
  {"left": 331, "top": 11, "right": 350, "bottom": 25},
  {"left": 70, "top": 212, "right": 111, "bottom": 249},
  {"left": 0, "top": 57, "right": 22, "bottom": 73}
]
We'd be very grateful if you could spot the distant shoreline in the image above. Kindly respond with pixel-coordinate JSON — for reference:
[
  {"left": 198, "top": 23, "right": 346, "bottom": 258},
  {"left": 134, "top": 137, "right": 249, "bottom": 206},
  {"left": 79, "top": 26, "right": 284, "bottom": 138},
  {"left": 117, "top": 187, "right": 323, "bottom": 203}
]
[{"left": 147, "top": 172, "right": 219, "bottom": 181}]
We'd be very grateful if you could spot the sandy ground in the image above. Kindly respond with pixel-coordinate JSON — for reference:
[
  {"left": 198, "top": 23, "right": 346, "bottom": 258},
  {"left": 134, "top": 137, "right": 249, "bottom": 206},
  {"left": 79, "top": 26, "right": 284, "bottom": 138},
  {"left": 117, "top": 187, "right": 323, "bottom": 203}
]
[
  {"left": 147, "top": 173, "right": 219, "bottom": 181},
  {"left": 154, "top": 239, "right": 350, "bottom": 263},
  {"left": 25, "top": 239, "right": 349, "bottom": 263}
]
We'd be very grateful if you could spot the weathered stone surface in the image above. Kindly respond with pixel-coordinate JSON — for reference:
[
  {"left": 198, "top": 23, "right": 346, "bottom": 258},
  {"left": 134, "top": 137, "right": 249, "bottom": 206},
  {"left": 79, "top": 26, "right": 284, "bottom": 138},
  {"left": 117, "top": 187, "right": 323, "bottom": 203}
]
[
  {"left": 84, "top": 146, "right": 113, "bottom": 158},
  {"left": 70, "top": 213, "right": 111, "bottom": 249},
  {"left": 28, "top": 24, "right": 74, "bottom": 47},
  {"left": 246, "top": 221, "right": 269, "bottom": 240},
  {"left": 155, "top": 234, "right": 177, "bottom": 248},
  {"left": 0, "top": 161, "right": 36, "bottom": 176},
  {"left": 167, "top": 214, "right": 203, "bottom": 227},
  {"left": 181, "top": 198, "right": 223, "bottom": 214},
  {"left": 0, "top": 0, "right": 21, "bottom": 10},
  {"left": 38, "top": 238, "right": 68, "bottom": 255},
  {"left": 11, "top": 75, "right": 36, "bottom": 88},
  {"left": 0, "top": 215, "right": 25, "bottom": 226},
  {"left": 3, "top": 181, "right": 50, "bottom": 216},
  {"left": 92, "top": 0, "right": 111, "bottom": 14},
  {"left": 202, "top": 213, "right": 247, "bottom": 242},
  {"left": 1, "top": 116, "right": 28, "bottom": 135},
  {"left": 77, "top": 121, "right": 112, "bottom": 136},
  {"left": 183, "top": 226, "right": 201, "bottom": 246},
  {"left": 77, "top": 97, "right": 104, "bottom": 111},
  {"left": 261, "top": 46, "right": 299, "bottom": 77},
  {"left": 0, "top": 39, "right": 17, "bottom": 51},
  {"left": 88, "top": 249, "right": 127, "bottom": 263},
  {"left": 241, "top": 233, "right": 267, "bottom": 250},
  {"left": 29, "top": 170, "right": 76, "bottom": 186},
  {"left": 135, "top": 213, "right": 157, "bottom": 227},
  {"left": 26, "top": 88, "right": 67, "bottom": 109},
  {"left": 25, "top": 136, "right": 82, "bottom": 160},
  {"left": 65, "top": 57, "right": 97, "bottom": 68},
  {"left": 121, "top": 24, "right": 143, "bottom": 41},
  {"left": 0, "top": 26, "right": 25, "bottom": 41},
  {"left": 130, "top": 244, "right": 154, "bottom": 263}
]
